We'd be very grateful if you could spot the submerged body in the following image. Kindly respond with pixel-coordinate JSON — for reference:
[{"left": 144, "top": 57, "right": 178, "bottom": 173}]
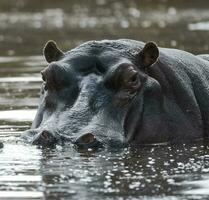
[{"left": 22, "top": 39, "right": 209, "bottom": 148}]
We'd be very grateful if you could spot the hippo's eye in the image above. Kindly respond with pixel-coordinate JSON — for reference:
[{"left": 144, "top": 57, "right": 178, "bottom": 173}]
[
  {"left": 127, "top": 72, "right": 138, "bottom": 85},
  {"left": 95, "top": 63, "right": 106, "bottom": 74},
  {"left": 104, "top": 64, "right": 141, "bottom": 90},
  {"left": 122, "top": 67, "right": 140, "bottom": 88}
]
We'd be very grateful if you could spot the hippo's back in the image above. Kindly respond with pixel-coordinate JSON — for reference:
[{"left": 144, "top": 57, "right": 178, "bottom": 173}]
[
  {"left": 197, "top": 54, "right": 209, "bottom": 62},
  {"left": 151, "top": 46, "right": 209, "bottom": 138}
]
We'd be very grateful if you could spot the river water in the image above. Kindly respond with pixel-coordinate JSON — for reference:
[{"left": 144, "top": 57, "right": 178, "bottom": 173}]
[{"left": 1, "top": 0, "right": 209, "bottom": 199}]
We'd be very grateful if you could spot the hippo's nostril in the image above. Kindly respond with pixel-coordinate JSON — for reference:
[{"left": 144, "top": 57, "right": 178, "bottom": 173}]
[
  {"left": 75, "top": 133, "right": 103, "bottom": 149},
  {"left": 32, "top": 130, "right": 57, "bottom": 146},
  {"left": 79, "top": 133, "right": 95, "bottom": 144},
  {"left": 41, "top": 130, "right": 51, "bottom": 141}
]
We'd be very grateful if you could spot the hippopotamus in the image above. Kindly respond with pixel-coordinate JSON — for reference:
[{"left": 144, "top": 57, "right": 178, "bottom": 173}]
[{"left": 22, "top": 39, "right": 209, "bottom": 148}]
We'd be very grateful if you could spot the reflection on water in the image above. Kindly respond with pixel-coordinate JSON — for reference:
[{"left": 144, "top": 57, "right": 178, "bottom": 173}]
[
  {"left": 2, "top": 141, "right": 209, "bottom": 200},
  {"left": 0, "top": 0, "right": 209, "bottom": 55},
  {"left": 1, "top": 0, "right": 209, "bottom": 199},
  {"left": 188, "top": 22, "right": 209, "bottom": 31},
  {"left": 0, "top": 109, "right": 36, "bottom": 121},
  {"left": 0, "top": 144, "right": 42, "bottom": 199},
  {"left": 181, "top": 178, "right": 209, "bottom": 195}
]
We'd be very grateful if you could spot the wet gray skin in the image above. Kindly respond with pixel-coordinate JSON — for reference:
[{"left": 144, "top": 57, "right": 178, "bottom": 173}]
[
  {"left": 22, "top": 39, "right": 209, "bottom": 149},
  {"left": 22, "top": 39, "right": 149, "bottom": 148}
]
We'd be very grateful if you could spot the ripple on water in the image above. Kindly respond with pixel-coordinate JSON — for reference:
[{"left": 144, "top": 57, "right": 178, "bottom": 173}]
[
  {"left": 0, "top": 77, "right": 41, "bottom": 83},
  {"left": 0, "top": 144, "right": 43, "bottom": 199},
  {"left": 0, "top": 191, "right": 43, "bottom": 199},
  {"left": 181, "top": 178, "right": 209, "bottom": 195},
  {"left": 188, "top": 22, "right": 209, "bottom": 31},
  {"left": 0, "top": 109, "right": 36, "bottom": 122}
]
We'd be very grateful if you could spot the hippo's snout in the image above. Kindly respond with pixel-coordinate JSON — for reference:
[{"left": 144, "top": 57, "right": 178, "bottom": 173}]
[
  {"left": 32, "top": 130, "right": 57, "bottom": 146},
  {"left": 22, "top": 130, "right": 58, "bottom": 147},
  {"left": 75, "top": 133, "right": 103, "bottom": 149}
]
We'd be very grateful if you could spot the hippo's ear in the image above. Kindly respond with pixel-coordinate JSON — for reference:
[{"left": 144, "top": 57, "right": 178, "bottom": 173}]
[
  {"left": 43, "top": 40, "right": 64, "bottom": 63},
  {"left": 137, "top": 42, "right": 159, "bottom": 68}
]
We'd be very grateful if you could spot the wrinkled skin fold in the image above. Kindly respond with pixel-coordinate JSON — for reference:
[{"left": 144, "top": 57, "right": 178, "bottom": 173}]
[{"left": 22, "top": 39, "right": 209, "bottom": 149}]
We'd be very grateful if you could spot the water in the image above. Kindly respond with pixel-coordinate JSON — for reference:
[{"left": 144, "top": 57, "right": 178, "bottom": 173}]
[{"left": 1, "top": 0, "right": 209, "bottom": 199}]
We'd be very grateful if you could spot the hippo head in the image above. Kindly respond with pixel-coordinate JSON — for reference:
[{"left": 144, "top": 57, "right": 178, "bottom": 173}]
[{"left": 22, "top": 40, "right": 160, "bottom": 149}]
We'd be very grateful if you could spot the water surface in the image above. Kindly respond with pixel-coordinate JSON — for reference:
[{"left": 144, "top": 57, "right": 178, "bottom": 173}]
[{"left": 1, "top": 0, "right": 209, "bottom": 199}]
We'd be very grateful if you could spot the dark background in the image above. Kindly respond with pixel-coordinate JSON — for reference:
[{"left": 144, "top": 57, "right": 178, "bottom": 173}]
[{"left": 0, "top": 0, "right": 209, "bottom": 55}]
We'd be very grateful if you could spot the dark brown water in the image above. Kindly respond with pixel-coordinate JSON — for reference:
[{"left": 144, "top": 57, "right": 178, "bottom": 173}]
[{"left": 1, "top": 0, "right": 209, "bottom": 199}]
